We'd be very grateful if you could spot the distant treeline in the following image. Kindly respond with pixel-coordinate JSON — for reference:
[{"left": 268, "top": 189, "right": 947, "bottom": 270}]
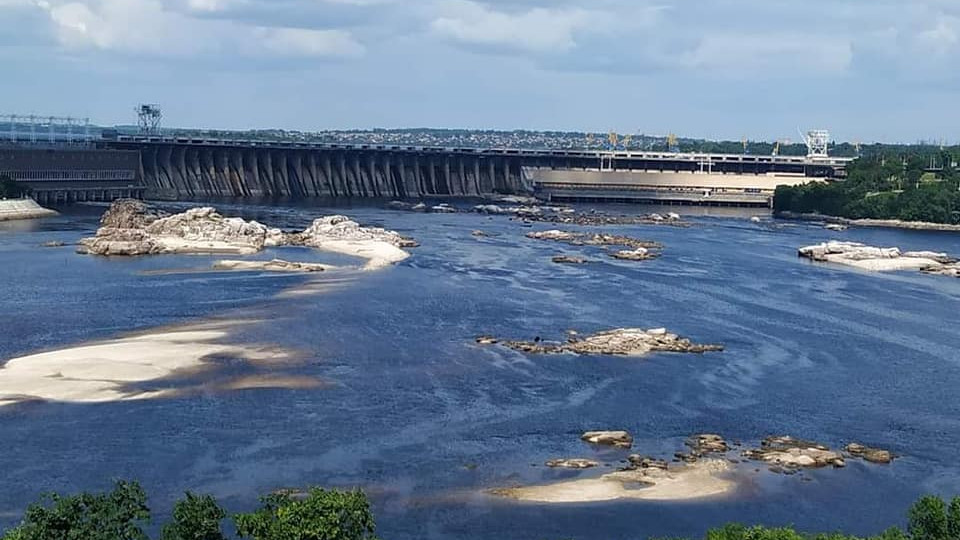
[
  {"left": 2, "top": 482, "right": 958, "bottom": 540},
  {"left": 774, "top": 149, "right": 960, "bottom": 224}
]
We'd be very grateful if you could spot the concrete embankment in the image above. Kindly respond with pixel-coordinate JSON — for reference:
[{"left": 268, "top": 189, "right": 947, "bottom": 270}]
[{"left": 0, "top": 199, "right": 57, "bottom": 222}]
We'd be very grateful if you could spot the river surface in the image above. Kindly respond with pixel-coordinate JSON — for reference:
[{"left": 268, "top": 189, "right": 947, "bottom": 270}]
[{"left": 2, "top": 201, "right": 960, "bottom": 539}]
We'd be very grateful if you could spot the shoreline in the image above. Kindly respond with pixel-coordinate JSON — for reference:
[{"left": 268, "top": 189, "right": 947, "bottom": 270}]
[
  {"left": 777, "top": 211, "right": 960, "bottom": 232},
  {"left": 0, "top": 199, "right": 57, "bottom": 222}
]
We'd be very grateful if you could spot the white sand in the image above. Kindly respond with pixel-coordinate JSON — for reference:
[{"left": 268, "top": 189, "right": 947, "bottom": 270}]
[
  {"left": 822, "top": 254, "right": 941, "bottom": 272},
  {"left": 491, "top": 459, "right": 734, "bottom": 503},
  {"left": 0, "top": 324, "right": 292, "bottom": 407},
  {"left": 312, "top": 239, "right": 410, "bottom": 271},
  {"left": 152, "top": 237, "right": 261, "bottom": 255}
]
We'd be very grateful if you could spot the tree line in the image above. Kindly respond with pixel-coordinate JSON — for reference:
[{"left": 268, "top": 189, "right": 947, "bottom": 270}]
[
  {"left": 774, "top": 150, "right": 960, "bottom": 224},
  {"left": 1, "top": 482, "right": 958, "bottom": 540}
]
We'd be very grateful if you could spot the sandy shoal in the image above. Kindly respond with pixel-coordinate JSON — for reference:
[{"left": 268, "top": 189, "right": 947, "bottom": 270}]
[
  {"left": 823, "top": 254, "right": 941, "bottom": 272},
  {"left": 310, "top": 240, "right": 410, "bottom": 271},
  {"left": 0, "top": 324, "right": 292, "bottom": 407},
  {"left": 491, "top": 459, "right": 734, "bottom": 503}
]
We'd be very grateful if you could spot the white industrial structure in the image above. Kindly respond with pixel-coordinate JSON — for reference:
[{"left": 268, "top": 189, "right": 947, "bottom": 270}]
[
  {"left": 802, "top": 129, "right": 831, "bottom": 158},
  {"left": 0, "top": 114, "right": 93, "bottom": 144},
  {"left": 136, "top": 104, "right": 163, "bottom": 135}
]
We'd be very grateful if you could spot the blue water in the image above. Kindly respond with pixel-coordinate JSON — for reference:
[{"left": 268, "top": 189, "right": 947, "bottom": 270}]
[{"left": 2, "top": 202, "right": 960, "bottom": 539}]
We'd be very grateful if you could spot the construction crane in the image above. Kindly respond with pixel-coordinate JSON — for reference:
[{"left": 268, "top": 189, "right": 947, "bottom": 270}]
[
  {"left": 608, "top": 131, "right": 619, "bottom": 149},
  {"left": 667, "top": 133, "right": 678, "bottom": 152}
]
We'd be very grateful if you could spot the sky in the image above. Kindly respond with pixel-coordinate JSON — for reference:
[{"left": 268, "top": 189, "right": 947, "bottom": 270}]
[{"left": 0, "top": 0, "right": 958, "bottom": 142}]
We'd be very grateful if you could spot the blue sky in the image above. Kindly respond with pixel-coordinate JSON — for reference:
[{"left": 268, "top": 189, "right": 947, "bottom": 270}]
[{"left": 1, "top": 0, "right": 958, "bottom": 142}]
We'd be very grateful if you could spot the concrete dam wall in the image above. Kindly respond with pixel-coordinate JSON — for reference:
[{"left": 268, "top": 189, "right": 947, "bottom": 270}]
[{"left": 129, "top": 144, "right": 529, "bottom": 199}]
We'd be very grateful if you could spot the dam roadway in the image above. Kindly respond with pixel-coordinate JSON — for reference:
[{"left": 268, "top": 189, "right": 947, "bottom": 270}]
[{"left": 6, "top": 134, "right": 851, "bottom": 205}]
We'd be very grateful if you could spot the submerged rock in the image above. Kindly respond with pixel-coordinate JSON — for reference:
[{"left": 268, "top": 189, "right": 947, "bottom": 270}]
[
  {"left": 742, "top": 436, "right": 845, "bottom": 470},
  {"left": 845, "top": 443, "right": 895, "bottom": 464},
  {"left": 581, "top": 431, "right": 633, "bottom": 449},
  {"left": 479, "top": 328, "right": 724, "bottom": 356},
  {"left": 552, "top": 255, "right": 589, "bottom": 264},
  {"left": 546, "top": 458, "right": 600, "bottom": 469},
  {"left": 627, "top": 455, "right": 669, "bottom": 470}
]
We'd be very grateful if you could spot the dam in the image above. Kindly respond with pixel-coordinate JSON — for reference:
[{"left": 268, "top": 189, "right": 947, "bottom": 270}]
[{"left": 1, "top": 130, "right": 851, "bottom": 206}]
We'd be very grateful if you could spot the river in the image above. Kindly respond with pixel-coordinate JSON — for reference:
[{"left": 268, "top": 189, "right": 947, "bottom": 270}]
[{"left": 2, "top": 201, "right": 959, "bottom": 539}]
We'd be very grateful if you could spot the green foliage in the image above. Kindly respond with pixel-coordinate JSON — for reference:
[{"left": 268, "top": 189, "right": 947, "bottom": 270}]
[
  {"left": 234, "top": 488, "right": 378, "bottom": 540},
  {"left": 159, "top": 493, "right": 226, "bottom": 540},
  {"left": 908, "top": 496, "right": 950, "bottom": 540},
  {"left": 3, "top": 481, "right": 150, "bottom": 540},
  {"left": 774, "top": 151, "right": 960, "bottom": 224},
  {"left": 0, "top": 175, "right": 27, "bottom": 199}
]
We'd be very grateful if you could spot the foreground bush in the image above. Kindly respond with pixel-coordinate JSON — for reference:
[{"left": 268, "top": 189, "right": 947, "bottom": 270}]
[{"left": 1, "top": 483, "right": 956, "bottom": 540}]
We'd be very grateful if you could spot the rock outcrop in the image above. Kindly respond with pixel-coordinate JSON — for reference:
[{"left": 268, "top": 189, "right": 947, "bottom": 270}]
[
  {"left": 77, "top": 200, "right": 413, "bottom": 270},
  {"left": 581, "top": 430, "right": 633, "bottom": 449},
  {"left": 844, "top": 443, "right": 895, "bottom": 464},
  {"left": 627, "top": 455, "right": 669, "bottom": 470},
  {"left": 675, "top": 434, "right": 731, "bottom": 462},
  {"left": 78, "top": 201, "right": 283, "bottom": 256},
  {"left": 742, "top": 436, "right": 846, "bottom": 470},
  {"left": 477, "top": 328, "right": 724, "bottom": 356},
  {"left": 798, "top": 241, "right": 960, "bottom": 275}
]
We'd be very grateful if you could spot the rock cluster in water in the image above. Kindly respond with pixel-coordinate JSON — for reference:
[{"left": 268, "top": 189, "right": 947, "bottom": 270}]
[
  {"left": 476, "top": 328, "right": 724, "bottom": 356},
  {"left": 77, "top": 200, "right": 415, "bottom": 261},
  {"left": 845, "top": 442, "right": 894, "bottom": 464},
  {"left": 527, "top": 230, "right": 663, "bottom": 261},
  {"left": 387, "top": 198, "right": 689, "bottom": 227},
  {"left": 798, "top": 241, "right": 960, "bottom": 276},
  {"left": 742, "top": 436, "right": 847, "bottom": 470}
]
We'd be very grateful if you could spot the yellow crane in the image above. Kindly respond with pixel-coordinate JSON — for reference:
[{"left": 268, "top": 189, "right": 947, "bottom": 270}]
[
  {"left": 667, "top": 133, "right": 678, "bottom": 152},
  {"left": 608, "top": 131, "right": 619, "bottom": 149}
]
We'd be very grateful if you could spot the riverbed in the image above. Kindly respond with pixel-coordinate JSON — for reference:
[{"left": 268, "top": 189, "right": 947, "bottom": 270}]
[{"left": 2, "top": 201, "right": 959, "bottom": 539}]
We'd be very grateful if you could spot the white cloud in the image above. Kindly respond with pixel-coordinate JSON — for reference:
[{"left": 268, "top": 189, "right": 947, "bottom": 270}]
[
  {"left": 252, "top": 26, "right": 365, "bottom": 57},
  {"left": 915, "top": 16, "right": 959, "bottom": 56},
  {"left": 683, "top": 33, "right": 854, "bottom": 75},
  {"left": 31, "top": 0, "right": 365, "bottom": 58},
  {"left": 430, "top": 0, "right": 603, "bottom": 53}
]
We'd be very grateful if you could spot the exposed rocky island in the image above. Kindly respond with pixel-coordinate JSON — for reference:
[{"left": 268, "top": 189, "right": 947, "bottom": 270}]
[
  {"left": 581, "top": 430, "right": 634, "bottom": 449},
  {"left": 77, "top": 200, "right": 413, "bottom": 270},
  {"left": 475, "top": 328, "right": 724, "bottom": 356},
  {"left": 742, "top": 436, "right": 847, "bottom": 470},
  {"left": 799, "top": 241, "right": 960, "bottom": 276}
]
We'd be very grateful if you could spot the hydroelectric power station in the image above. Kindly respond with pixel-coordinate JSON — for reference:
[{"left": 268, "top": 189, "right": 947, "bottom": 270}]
[{"left": 1, "top": 110, "right": 850, "bottom": 207}]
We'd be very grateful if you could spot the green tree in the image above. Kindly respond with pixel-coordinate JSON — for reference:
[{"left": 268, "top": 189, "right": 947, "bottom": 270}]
[
  {"left": 908, "top": 496, "right": 950, "bottom": 540},
  {"left": 160, "top": 493, "right": 226, "bottom": 540},
  {"left": 947, "top": 497, "right": 960, "bottom": 540},
  {"left": 2, "top": 481, "right": 150, "bottom": 540},
  {"left": 234, "top": 488, "right": 378, "bottom": 540},
  {"left": 0, "top": 175, "right": 25, "bottom": 199}
]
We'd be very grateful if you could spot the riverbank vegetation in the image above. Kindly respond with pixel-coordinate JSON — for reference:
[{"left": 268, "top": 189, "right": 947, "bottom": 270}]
[
  {"left": 774, "top": 150, "right": 960, "bottom": 224},
  {"left": 0, "top": 175, "right": 27, "bottom": 199},
  {"left": 1, "top": 483, "right": 957, "bottom": 540}
]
